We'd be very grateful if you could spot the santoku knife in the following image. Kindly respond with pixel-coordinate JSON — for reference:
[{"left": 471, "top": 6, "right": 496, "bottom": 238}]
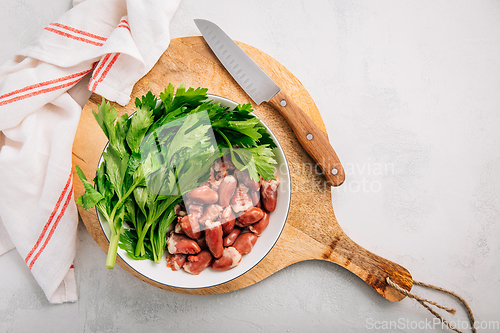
[{"left": 194, "top": 19, "right": 345, "bottom": 186}]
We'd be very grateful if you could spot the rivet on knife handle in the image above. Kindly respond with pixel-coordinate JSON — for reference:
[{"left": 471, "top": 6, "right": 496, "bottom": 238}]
[{"left": 269, "top": 90, "right": 345, "bottom": 186}]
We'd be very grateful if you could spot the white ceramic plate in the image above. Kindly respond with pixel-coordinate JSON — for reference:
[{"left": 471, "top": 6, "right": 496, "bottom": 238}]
[{"left": 98, "top": 94, "right": 291, "bottom": 289}]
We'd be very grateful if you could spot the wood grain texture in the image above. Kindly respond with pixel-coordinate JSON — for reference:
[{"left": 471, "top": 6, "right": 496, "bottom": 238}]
[
  {"left": 72, "top": 36, "right": 412, "bottom": 301},
  {"left": 269, "top": 90, "right": 345, "bottom": 186}
]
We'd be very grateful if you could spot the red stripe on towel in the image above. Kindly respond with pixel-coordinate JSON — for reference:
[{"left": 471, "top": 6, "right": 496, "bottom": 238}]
[
  {"left": 90, "top": 53, "right": 120, "bottom": 92},
  {"left": 117, "top": 24, "right": 131, "bottom": 32},
  {"left": 44, "top": 27, "right": 104, "bottom": 47},
  {"left": 117, "top": 19, "right": 131, "bottom": 32},
  {"left": 49, "top": 22, "right": 107, "bottom": 41},
  {"left": 29, "top": 178, "right": 74, "bottom": 269},
  {"left": 0, "top": 69, "right": 91, "bottom": 102},
  {"left": 25, "top": 173, "right": 73, "bottom": 264},
  {"left": 0, "top": 77, "right": 84, "bottom": 106},
  {"left": 89, "top": 53, "right": 112, "bottom": 92}
]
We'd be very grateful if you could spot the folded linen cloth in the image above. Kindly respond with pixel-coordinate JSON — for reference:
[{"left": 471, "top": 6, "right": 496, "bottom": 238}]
[{"left": 0, "top": 0, "right": 181, "bottom": 303}]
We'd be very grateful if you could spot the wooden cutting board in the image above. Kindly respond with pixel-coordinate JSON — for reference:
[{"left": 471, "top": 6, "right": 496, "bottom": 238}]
[{"left": 72, "top": 36, "right": 412, "bottom": 302}]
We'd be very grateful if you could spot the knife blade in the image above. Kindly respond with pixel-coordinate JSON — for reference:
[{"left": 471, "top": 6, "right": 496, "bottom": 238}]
[{"left": 194, "top": 19, "right": 345, "bottom": 186}]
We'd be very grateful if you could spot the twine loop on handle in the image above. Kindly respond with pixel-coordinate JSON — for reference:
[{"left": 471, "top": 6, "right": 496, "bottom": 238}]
[{"left": 386, "top": 277, "right": 476, "bottom": 333}]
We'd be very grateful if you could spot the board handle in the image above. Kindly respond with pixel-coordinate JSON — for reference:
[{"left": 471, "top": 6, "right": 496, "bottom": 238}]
[
  {"left": 323, "top": 233, "right": 413, "bottom": 302},
  {"left": 268, "top": 90, "right": 345, "bottom": 187}
]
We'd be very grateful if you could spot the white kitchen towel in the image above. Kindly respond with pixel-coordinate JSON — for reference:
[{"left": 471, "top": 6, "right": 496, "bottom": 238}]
[{"left": 0, "top": 0, "right": 181, "bottom": 303}]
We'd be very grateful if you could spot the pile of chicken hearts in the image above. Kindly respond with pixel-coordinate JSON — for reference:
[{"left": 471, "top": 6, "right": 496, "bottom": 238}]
[{"left": 166, "top": 157, "right": 279, "bottom": 275}]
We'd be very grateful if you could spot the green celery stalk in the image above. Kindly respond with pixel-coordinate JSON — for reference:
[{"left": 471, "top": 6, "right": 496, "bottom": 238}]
[{"left": 134, "top": 194, "right": 180, "bottom": 257}]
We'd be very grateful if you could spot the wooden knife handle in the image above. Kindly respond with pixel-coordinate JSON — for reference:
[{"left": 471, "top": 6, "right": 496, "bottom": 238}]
[{"left": 269, "top": 90, "right": 345, "bottom": 186}]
